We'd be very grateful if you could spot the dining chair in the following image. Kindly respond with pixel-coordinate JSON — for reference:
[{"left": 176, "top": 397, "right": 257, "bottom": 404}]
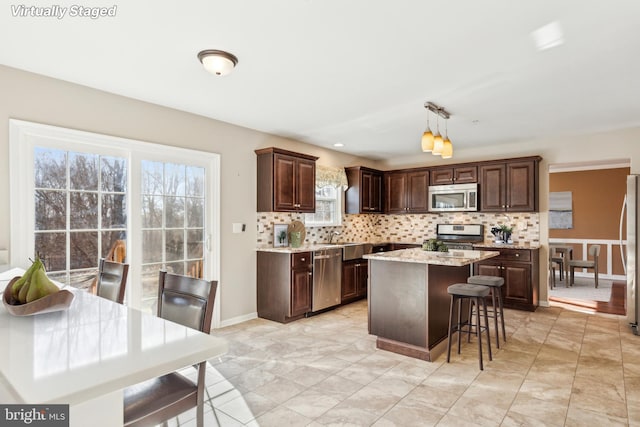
[
  {"left": 569, "top": 245, "right": 601, "bottom": 288},
  {"left": 123, "top": 271, "right": 218, "bottom": 427},
  {"left": 549, "top": 247, "right": 565, "bottom": 282},
  {"left": 95, "top": 258, "right": 129, "bottom": 304}
]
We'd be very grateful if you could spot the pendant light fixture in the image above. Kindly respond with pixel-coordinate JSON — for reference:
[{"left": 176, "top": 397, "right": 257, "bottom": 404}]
[
  {"left": 422, "top": 102, "right": 453, "bottom": 159},
  {"left": 421, "top": 107, "right": 434, "bottom": 152},
  {"left": 441, "top": 120, "right": 453, "bottom": 159},
  {"left": 197, "top": 49, "right": 239, "bottom": 76}
]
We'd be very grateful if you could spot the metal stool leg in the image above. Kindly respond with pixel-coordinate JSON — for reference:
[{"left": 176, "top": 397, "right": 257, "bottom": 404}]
[
  {"left": 482, "top": 296, "right": 492, "bottom": 363},
  {"left": 446, "top": 295, "right": 455, "bottom": 363},
  {"left": 457, "top": 297, "right": 463, "bottom": 354},
  {"left": 490, "top": 288, "right": 500, "bottom": 349},
  {"left": 497, "top": 288, "right": 506, "bottom": 343},
  {"left": 474, "top": 297, "right": 483, "bottom": 370}
]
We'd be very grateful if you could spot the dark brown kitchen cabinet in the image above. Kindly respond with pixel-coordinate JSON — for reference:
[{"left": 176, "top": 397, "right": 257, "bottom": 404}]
[
  {"left": 256, "top": 147, "right": 318, "bottom": 213},
  {"left": 384, "top": 169, "right": 429, "bottom": 213},
  {"left": 257, "top": 251, "right": 312, "bottom": 323},
  {"left": 341, "top": 259, "right": 368, "bottom": 303},
  {"left": 479, "top": 158, "right": 540, "bottom": 212},
  {"left": 345, "top": 166, "right": 383, "bottom": 213},
  {"left": 430, "top": 166, "right": 478, "bottom": 185},
  {"left": 473, "top": 248, "right": 539, "bottom": 311}
]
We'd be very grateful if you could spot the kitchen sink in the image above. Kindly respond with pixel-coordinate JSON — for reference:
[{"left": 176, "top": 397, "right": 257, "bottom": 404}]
[{"left": 327, "top": 242, "right": 373, "bottom": 260}]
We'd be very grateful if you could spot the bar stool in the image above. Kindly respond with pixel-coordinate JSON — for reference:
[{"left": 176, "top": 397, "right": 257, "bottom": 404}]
[
  {"left": 446, "top": 283, "right": 492, "bottom": 370},
  {"left": 467, "top": 275, "right": 506, "bottom": 348}
]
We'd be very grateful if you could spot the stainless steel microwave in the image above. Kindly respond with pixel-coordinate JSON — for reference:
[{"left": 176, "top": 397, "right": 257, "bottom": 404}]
[{"left": 428, "top": 183, "right": 478, "bottom": 212}]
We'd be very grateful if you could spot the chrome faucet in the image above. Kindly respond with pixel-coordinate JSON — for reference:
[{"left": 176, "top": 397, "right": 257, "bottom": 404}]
[{"left": 329, "top": 231, "right": 341, "bottom": 244}]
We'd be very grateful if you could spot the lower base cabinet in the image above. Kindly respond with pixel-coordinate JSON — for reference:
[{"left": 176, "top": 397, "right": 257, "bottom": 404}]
[
  {"left": 257, "top": 251, "right": 312, "bottom": 323},
  {"left": 342, "top": 259, "right": 368, "bottom": 303},
  {"left": 473, "top": 248, "right": 539, "bottom": 311}
]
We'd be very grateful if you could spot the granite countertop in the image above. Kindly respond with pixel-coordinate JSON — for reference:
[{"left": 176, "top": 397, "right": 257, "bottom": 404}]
[
  {"left": 363, "top": 248, "right": 500, "bottom": 267},
  {"left": 473, "top": 242, "right": 541, "bottom": 250},
  {"left": 257, "top": 241, "right": 539, "bottom": 253}
]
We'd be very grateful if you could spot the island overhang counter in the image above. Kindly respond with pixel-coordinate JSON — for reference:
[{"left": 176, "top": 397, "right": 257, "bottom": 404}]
[{"left": 363, "top": 248, "right": 499, "bottom": 361}]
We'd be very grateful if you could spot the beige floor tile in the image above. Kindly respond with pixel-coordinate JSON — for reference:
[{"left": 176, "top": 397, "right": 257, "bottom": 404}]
[
  {"left": 446, "top": 395, "right": 508, "bottom": 426},
  {"left": 400, "top": 383, "right": 461, "bottom": 414},
  {"left": 252, "top": 377, "right": 307, "bottom": 404},
  {"left": 565, "top": 405, "right": 628, "bottom": 427},
  {"left": 508, "top": 395, "right": 568, "bottom": 425},
  {"left": 281, "top": 388, "right": 340, "bottom": 419},
  {"left": 517, "top": 378, "right": 572, "bottom": 405},
  {"left": 249, "top": 405, "right": 312, "bottom": 427},
  {"left": 572, "top": 374, "right": 626, "bottom": 403},
  {"left": 314, "top": 374, "right": 364, "bottom": 401},
  {"left": 201, "top": 299, "right": 636, "bottom": 426},
  {"left": 569, "top": 392, "right": 628, "bottom": 420}
]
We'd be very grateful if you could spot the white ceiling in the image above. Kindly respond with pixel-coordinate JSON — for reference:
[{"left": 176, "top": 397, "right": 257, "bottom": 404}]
[{"left": 2, "top": 1, "right": 640, "bottom": 160}]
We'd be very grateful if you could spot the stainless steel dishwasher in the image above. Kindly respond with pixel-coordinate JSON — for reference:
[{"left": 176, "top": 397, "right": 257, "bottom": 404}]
[{"left": 312, "top": 248, "right": 342, "bottom": 312}]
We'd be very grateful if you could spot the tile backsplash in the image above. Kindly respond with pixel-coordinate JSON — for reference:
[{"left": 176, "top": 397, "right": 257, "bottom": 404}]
[{"left": 257, "top": 212, "right": 540, "bottom": 247}]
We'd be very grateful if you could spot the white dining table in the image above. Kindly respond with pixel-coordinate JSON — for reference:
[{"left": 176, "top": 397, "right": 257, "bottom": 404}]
[{"left": 0, "top": 268, "right": 228, "bottom": 427}]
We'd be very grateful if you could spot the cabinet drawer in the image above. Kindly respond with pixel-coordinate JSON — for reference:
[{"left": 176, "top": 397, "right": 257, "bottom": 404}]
[
  {"left": 498, "top": 249, "right": 531, "bottom": 262},
  {"left": 292, "top": 252, "right": 312, "bottom": 269}
]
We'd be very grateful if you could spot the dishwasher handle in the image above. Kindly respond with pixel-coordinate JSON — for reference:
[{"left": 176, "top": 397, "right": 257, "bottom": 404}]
[{"left": 314, "top": 254, "right": 331, "bottom": 260}]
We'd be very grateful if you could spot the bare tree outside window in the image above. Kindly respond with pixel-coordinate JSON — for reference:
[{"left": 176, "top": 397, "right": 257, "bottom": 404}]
[{"left": 34, "top": 147, "right": 127, "bottom": 287}]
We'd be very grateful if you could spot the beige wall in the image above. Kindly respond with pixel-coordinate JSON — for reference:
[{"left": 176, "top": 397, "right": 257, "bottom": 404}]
[
  {"left": 0, "top": 65, "right": 377, "bottom": 323},
  {"left": 2, "top": 64, "right": 640, "bottom": 317}
]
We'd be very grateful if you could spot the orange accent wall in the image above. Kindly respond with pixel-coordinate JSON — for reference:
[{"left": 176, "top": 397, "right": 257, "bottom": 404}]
[{"left": 549, "top": 167, "right": 629, "bottom": 276}]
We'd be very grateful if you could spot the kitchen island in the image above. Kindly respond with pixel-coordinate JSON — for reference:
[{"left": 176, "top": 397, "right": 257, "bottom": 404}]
[{"left": 363, "top": 248, "right": 499, "bottom": 361}]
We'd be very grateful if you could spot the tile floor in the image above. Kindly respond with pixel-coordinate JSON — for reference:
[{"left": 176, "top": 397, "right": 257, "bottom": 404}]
[{"left": 168, "top": 299, "right": 640, "bottom": 426}]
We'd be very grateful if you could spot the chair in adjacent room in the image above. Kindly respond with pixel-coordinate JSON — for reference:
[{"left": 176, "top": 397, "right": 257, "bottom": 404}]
[
  {"left": 95, "top": 258, "right": 129, "bottom": 304},
  {"left": 569, "top": 244, "right": 601, "bottom": 288},
  {"left": 549, "top": 247, "right": 565, "bottom": 283},
  {"left": 123, "top": 271, "right": 218, "bottom": 427}
]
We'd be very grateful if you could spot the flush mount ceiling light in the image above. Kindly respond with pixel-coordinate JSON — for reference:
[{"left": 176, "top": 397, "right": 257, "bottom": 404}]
[
  {"left": 422, "top": 102, "right": 453, "bottom": 159},
  {"left": 197, "top": 49, "right": 238, "bottom": 76}
]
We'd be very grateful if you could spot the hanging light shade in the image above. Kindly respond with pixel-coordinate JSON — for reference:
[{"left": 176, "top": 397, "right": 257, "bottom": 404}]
[
  {"left": 421, "top": 109, "right": 434, "bottom": 152},
  {"left": 197, "top": 49, "right": 238, "bottom": 76},
  {"left": 441, "top": 138, "right": 453, "bottom": 159},
  {"left": 432, "top": 114, "right": 444, "bottom": 155},
  {"left": 422, "top": 101, "right": 454, "bottom": 159}
]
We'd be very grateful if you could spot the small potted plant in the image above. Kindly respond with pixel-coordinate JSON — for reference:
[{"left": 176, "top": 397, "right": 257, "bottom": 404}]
[{"left": 499, "top": 225, "right": 514, "bottom": 243}]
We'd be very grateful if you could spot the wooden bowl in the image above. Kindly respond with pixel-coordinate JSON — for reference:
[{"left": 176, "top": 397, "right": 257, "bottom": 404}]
[{"left": 2, "top": 277, "right": 74, "bottom": 316}]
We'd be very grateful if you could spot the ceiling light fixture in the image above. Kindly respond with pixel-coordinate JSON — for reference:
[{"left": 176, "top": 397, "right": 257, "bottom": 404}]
[
  {"left": 422, "top": 102, "right": 453, "bottom": 159},
  {"left": 421, "top": 108, "right": 434, "bottom": 152},
  {"left": 197, "top": 49, "right": 238, "bottom": 76}
]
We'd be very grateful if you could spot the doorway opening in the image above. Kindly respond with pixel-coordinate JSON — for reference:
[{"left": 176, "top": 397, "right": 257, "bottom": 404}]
[{"left": 548, "top": 159, "right": 629, "bottom": 315}]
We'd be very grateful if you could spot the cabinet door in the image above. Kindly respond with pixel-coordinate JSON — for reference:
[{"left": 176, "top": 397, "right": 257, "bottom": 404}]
[
  {"left": 291, "top": 268, "right": 311, "bottom": 316},
  {"left": 474, "top": 262, "right": 502, "bottom": 277},
  {"left": 385, "top": 172, "right": 407, "bottom": 213},
  {"left": 361, "top": 171, "right": 373, "bottom": 212},
  {"left": 503, "top": 262, "right": 532, "bottom": 304},
  {"left": 479, "top": 164, "right": 506, "bottom": 212},
  {"left": 371, "top": 172, "right": 383, "bottom": 212},
  {"left": 506, "top": 161, "right": 536, "bottom": 212},
  {"left": 454, "top": 166, "right": 478, "bottom": 184},
  {"left": 356, "top": 261, "right": 368, "bottom": 297},
  {"left": 296, "top": 158, "right": 316, "bottom": 212},
  {"left": 273, "top": 154, "right": 297, "bottom": 211},
  {"left": 407, "top": 170, "right": 429, "bottom": 212},
  {"left": 341, "top": 261, "right": 358, "bottom": 301},
  {"left": 430, "top": 168, "right": 454, "bottom": 185}
]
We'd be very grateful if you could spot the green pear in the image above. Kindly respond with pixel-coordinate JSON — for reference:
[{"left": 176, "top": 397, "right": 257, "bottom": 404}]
[
  {"left": 26, "top": 266, "right": 60, "bottom": 303},
  {"left": 12, "top": 257, "right": 42, "bottom": 299}
]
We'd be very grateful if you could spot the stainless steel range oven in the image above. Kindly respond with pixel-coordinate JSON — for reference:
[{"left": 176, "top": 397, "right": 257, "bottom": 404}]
[{"left": 435, "top": 224, "right": 485, "bottom": 249}]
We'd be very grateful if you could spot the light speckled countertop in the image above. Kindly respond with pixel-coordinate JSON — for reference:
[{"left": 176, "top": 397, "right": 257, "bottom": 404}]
[
  {"left": 256, "top": 244, "right": 345, "bottom": 253},
  {"left": 473, "top": 242, "right": 540, "bottom": 250},
  {"left": 256, "top": 241, "right": 539, "bottom": 253},
  {"left": 364, "top": 248, "right": 500, "bottom": 267}
]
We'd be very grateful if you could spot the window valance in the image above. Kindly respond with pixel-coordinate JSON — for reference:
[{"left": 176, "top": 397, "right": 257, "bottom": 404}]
[{"left": 316, "top": 165, "right": 348, "bottom": 190}]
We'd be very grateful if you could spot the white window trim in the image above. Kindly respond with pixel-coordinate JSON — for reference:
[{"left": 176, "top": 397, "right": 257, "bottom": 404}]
[
  {"left": 9, "top": 119, "right": 222, "bottom": 327},
  {"left": 305, "top": 187, "right": 344, "bottom": 227}
]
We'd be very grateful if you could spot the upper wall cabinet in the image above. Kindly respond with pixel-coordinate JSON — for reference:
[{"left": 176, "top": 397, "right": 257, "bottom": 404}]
[
  {"left": 430, "top": 166, "right": 478, "bottom": 185},
  {"left": 256, "top": 147, "right": 318, "bottom": 213},
  {"left": 345, "top": 166, "right": 384, "bottom": 214},
  {"left": 384, "top": 169, "right": 429, "bottom": 213},
  {"left": 479, "top": 157, "right": 541, "bottom": 212}
]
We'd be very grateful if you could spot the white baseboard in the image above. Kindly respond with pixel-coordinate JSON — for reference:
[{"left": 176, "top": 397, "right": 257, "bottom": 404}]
[
  {"left": 538, "top": 300, "right": 550, "bottom": 307},
  {"left": 217, "top": 312, "right": 258, "bottom": 328}
]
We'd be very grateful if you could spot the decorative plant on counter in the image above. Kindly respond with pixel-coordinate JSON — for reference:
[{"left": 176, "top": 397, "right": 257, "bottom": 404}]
[
  {"left": 499, "top": 225, "right": 514, "bottom": 243},
  {"left": 422, "top": 239, "right": 449, "bottom": 252}
]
